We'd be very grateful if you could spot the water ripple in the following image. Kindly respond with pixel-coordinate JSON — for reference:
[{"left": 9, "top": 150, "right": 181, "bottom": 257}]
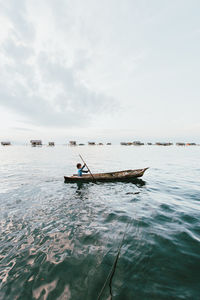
[{"left": 0, "top": 146, "right": 200, "bottom": 299}]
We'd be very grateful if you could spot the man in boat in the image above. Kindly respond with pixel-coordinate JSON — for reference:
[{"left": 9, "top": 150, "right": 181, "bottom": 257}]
[{"left": 76, "top": 163, "right": 89, "bottom": 176}]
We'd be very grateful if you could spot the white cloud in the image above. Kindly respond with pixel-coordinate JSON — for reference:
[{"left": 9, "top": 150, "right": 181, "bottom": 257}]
[
  {"left": 0, "top": 0, "right": 119, "bottom": 130},
  {"left": 0, "top": 0, "right": 200, "bottom": 142}
]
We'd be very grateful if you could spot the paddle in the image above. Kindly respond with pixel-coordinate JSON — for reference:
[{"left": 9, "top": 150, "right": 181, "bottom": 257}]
[{"left": 79, "top": 154, "right": 96, "bottom": 182}]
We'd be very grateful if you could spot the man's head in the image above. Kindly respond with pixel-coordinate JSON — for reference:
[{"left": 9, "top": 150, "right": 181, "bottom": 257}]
[{"left": 77, "top": 163, "right": 82, "bottom": 169}]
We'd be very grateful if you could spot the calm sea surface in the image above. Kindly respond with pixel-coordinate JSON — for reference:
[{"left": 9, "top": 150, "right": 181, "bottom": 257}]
[{"left": 0, "top": 145, "right": 200, "bottom": 300}]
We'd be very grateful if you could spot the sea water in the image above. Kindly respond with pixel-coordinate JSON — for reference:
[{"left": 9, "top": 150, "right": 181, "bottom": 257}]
[{"left": 0, "top": 145, "right": 200, "bottom": 299}]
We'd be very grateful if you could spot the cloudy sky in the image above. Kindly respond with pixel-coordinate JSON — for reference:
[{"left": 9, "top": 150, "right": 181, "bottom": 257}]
[{"left": 0, "top": 0, "right": 200, "bottom": 143}]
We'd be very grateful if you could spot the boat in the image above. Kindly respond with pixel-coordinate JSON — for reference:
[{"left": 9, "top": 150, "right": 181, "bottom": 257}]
[{"left": 64, "top": 168, "right": 148, "bottom": 183}]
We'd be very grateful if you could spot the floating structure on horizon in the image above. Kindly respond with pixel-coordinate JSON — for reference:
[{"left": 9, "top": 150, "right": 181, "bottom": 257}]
[
  {"left": 120, "top": 141, "right": 144, "bottom": 145},
  {"left": 186, "top": 143, "right": 196, "bottom": 146},
  {"left": 155, "top": 142, "right": 173, "bottom": 146},
  {"left": 69, "top": 141, "right": 77, "bottom": 146},
  {"left": 30, "top": 140, "right": 42, "bottom": 146},
  {"left": 48, "top": 142, "right": 55, "bottom": 146},
  {"left": 1, "top": 141, "right": 11, "bottom": 146},
  {"left": 1, "top": 140, "right": 199, "bottom": 147},
  {"left": 133, "top": 141, "right": 144, "bottom": 145}
]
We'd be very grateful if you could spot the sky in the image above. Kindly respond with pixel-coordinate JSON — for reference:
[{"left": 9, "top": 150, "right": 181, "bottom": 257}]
[{"left": 0, "top": 0, "right": 200, "bottom": 144}]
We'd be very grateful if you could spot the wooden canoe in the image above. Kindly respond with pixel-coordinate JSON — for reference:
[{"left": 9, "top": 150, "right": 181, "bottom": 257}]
[{"left": 64, "top": 168, "right": 148, "bottom": 183}]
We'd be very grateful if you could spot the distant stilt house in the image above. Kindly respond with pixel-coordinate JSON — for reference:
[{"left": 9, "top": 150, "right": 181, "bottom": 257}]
[
  {"left": 147, "top": 143, "right": 152, "bottom": 145},
  {"left": 186, "top": 143, "right": 196, "bottom": 146},
  {"left": 176, "top": 142, "right": 185, "bottom": 146},
  {"left": 88, "top": 142, "right": 95, "bottom": 145},
  {"left": 106, "top": 143, "right": 112, "bottom": 145},
  {"left": 78, "top": 143, "right": 85, "bottom": 146},
  {"left": 1, "top": 141, "right": 11, "bottom": 146},
  {"left": 98, "top": 143, "right": 103, "bottom": 145},
  {"left": 48, "top": 142, "right": 55, "bottom": 146},
  {"left": 156, "top": 142, "right": 173, "bottom": 146},
  {"left": 69, "top": 141, "right": 77, "bottom": 146},
  {"left": 30, "top": 140, "right": 42, "bottom": 146},
  {"left": 133, "top": 141, "right": 144, "bottom": 145},
  {"left": 120, "top": 142, "right": 133, "bottom": 145}
]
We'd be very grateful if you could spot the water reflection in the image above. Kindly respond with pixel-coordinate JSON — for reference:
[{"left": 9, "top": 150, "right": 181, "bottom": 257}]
[
  {"left": 1, "top": 146, "right": 200, "bottom": 299},
  {"left": 75, "top": 182, "right": 85, "bottom": 191},
  {"left": 73, "top": 178, "right": 146, "bottom": 187},
  {"left": 75, "top": 182, "right": 90, "bottom": 200},
  {"left": 126, "top": 178, "right": 146, "bottom": 187}
]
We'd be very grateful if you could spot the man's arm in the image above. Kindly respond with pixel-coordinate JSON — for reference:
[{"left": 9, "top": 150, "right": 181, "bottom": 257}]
[{"left": 81, "top": 164, "right": 88, "bottom": 173}]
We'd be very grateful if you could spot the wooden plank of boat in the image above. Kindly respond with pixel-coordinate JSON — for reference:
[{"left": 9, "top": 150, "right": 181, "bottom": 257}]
[{"left": 64, "top": 168, "right": 148, "bottom": 183}]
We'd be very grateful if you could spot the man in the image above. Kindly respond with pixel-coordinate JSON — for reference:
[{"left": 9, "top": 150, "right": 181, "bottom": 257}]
[{"left": 76, "top": 163, "right": 89, "bottom": 176}]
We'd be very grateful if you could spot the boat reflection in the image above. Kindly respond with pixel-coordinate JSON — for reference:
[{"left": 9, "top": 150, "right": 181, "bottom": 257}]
[
  {"left": 76, "top": 182, "right": 85, "bottom": 190},
  {"left": 75, "top": 182, "right": 89, "bottom": 199},
  {"left": 75, "top": 178, "right": 146, "bottom": 188},
  {"left": 129, "top": 178, "right": 146, "bottom": 187},
  {"left": 73, "top": 178, "right": 146, "bottom": 201}
]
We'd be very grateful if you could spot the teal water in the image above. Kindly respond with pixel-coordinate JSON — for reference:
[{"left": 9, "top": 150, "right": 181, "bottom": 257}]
[{"left": 0, "top": 145, "right": 200, "bottom": 300}]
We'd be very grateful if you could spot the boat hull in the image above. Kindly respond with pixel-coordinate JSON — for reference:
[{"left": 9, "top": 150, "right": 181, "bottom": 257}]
[{"left": 64, "top": 168, "right": 148, "bottom": 183}]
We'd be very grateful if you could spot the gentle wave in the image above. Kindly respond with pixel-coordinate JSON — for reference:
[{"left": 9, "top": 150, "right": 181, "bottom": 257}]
[{"left": 0, "top": 146, "right": 200, "bottom": 299}]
